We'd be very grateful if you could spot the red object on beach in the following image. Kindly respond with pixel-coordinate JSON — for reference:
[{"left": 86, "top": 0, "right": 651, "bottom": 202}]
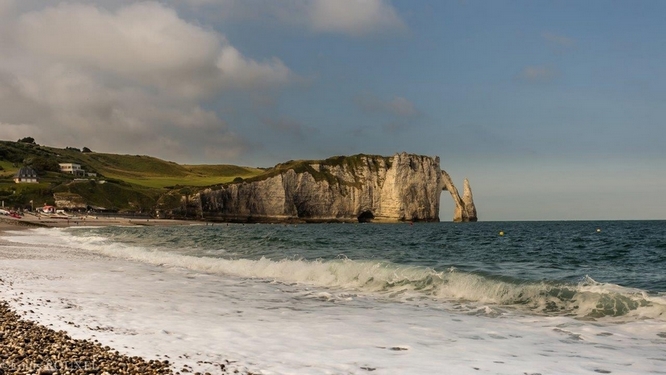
[{"left": 10, "top": 213, "right": 21, "bottom": 218}]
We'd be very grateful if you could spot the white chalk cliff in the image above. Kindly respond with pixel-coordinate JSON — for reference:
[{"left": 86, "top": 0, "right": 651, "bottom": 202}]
[{"left": 183, "top": 153, "right": 477, "bottom": 222}]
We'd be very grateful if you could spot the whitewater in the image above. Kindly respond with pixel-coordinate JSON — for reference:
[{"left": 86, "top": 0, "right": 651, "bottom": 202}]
[{"left": 1, "top": 221, "right": 665, "bottom": 374}]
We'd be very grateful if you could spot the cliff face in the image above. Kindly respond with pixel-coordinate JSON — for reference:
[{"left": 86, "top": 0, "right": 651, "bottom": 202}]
[
  {"left": 462, "top": 178, "right": 478, "bottom": 222},
  {"left": 182, "top": 153, "right": 477, "bottom": 222},
  {"left": 53, "top": 192, "right": 86, "bottom": 209}
]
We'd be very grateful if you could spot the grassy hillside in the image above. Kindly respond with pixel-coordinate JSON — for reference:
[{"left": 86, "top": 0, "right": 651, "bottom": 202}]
[
  {"left": 52, "top": 180, "right": 160, "bottom": 212},
  {"left": 0, "top": 141, "right": 263, "bottom": 186},
  {"left": 0, "top": 140, "right": 263, "bottom": 211}
]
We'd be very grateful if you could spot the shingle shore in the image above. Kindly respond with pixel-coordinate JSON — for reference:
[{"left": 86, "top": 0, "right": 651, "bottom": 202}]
[
  {"left": 1, "top": 301, "right": 175, "bottom": 375},
  {"left": 0, "top": 301, "right": 258, "bottom": 375},
  {"left": 0, "top": 224, "right": 259, "bottom": 375}
]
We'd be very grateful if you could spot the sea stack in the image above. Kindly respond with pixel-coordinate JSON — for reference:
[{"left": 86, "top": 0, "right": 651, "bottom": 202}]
[{"left": 462, "top": 178, "right": 478, "bottom": 222}]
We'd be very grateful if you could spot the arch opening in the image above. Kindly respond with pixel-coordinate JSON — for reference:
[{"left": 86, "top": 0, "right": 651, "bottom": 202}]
[{"left": 439, "top": 190, "right": 454, "bottom": 222}]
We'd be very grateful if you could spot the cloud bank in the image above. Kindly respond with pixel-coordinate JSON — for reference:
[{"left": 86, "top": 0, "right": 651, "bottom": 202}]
[
  {"left": 179, "top": 0, "right": 406, "bottom": 37},
  {"left": 0, "top": 2, "right": 294, "bottom": 162},
  {"left": 0, "top": 1, "right": 407, "bottom": 162},
  {"left": 306, "top": 0, "right": 405, "bottom": 36}
]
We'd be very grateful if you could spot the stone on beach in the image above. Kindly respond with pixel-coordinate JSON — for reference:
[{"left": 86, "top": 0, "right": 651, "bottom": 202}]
[{"left": 0, "top": 301, "right": 173, "bottom": 374}]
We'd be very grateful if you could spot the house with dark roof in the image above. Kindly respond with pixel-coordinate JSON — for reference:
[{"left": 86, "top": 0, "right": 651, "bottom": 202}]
[{"left": 14, "top": 166, "right": 39, "bottom": 184}]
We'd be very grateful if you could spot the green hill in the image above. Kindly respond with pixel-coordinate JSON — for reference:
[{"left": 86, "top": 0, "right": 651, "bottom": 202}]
[{"left": 0, "top": 140, "right": 263, "bottom": 212}]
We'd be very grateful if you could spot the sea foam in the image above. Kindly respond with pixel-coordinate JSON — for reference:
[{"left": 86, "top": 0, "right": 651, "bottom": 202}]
[
  {"left": 5, "top": 228, "right": 665, "bottom": 321},
  {"left": 2, "top": 227, "right": 666, "bottom": 374}
]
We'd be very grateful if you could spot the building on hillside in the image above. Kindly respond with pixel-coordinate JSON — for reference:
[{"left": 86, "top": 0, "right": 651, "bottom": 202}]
[
  {"left": 14, "top": 166, "right": 39, "bottom": 183},
  {"left": 38, "top": 205, "right": 57, "bottom": 214},
  {"left": 59, "top": 163, "right": 86, "bottom": 176}
]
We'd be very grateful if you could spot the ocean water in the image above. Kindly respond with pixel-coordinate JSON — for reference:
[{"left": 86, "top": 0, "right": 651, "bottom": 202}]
[{"left": 1, "top": 221, "right": 666, "bottom": 374}]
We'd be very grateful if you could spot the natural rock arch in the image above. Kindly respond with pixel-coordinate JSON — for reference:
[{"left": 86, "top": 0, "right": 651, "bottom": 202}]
[{"left": 184, "top": 153, "right": 478, "bottom": 223}]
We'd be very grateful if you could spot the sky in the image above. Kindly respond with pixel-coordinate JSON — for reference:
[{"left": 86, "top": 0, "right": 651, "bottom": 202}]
[{"left": 0, "top": 0, "right": 664, "bottom": 221}]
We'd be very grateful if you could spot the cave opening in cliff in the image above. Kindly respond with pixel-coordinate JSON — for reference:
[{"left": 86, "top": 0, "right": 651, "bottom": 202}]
[{"left": 357, "top": 211, "right": 375, "bottom": 223}]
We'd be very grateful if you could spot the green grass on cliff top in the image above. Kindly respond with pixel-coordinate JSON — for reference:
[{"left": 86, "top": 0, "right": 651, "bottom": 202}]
[
  {"left": 93, "top": 159, "right": 264, "bottom": 188},
  {"left": 0, "top": 141, "right": 264, "bottom": 188},
  {"left": 0, "top": 140, "right": 393, "bottom": 189},
  {"left": 243, "top": 154, "right": 392, "bottom": 185}
]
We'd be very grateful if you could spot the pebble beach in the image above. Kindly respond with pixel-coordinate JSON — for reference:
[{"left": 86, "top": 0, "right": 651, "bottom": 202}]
[
  {"left": 0, "top": 300, "right": 172, "bottom": 375},
  {"left": 0, "top": 218, "right": 256, "bottom": 375}
]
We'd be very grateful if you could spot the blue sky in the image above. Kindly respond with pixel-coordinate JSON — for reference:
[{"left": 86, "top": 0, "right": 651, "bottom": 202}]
[{"left": 0, "top": 1, "right": 664, "bottom": 220}]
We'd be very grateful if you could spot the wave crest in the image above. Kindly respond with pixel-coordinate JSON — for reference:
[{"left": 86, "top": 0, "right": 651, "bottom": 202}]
[{"left": 8, "top": 228, "right": 666, "bottom": 321}]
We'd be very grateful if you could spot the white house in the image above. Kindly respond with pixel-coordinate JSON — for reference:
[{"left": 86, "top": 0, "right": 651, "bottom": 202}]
[
  {"left": 14, "top": 166, "right": 39, "bottom": 183},
  {"left": 59, "top": 163, "right": 85, "bottom": 176},
  {"left": 38, "top": 205, "right": 57, "bottom": 214}
]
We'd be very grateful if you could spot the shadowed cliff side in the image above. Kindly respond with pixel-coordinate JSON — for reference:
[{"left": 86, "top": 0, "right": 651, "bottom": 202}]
[{"left": 172, "top": 153, "right": 477, "bottom": 223}]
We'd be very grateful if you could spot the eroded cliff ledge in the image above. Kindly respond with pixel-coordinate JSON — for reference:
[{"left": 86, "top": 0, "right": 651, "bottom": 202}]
[{"left": 176, "top": 153, "right": 477, "bottom": 223}]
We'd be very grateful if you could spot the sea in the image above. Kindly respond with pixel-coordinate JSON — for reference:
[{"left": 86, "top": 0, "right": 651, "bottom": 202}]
[{"left": 1, "top": 221, "right": 665, "bottom": 374}]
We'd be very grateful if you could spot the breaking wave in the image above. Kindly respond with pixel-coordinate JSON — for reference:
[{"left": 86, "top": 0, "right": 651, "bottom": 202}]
[{"left": 6, "top": 227, "right": 666, "bottom": 321}]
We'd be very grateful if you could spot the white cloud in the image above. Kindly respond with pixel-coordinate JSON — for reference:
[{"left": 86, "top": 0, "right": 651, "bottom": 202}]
[
  {"left": 173, "top": 0, "right": 406, "bottom": 37},
  {"left": 216, "top": 46, "right": 291, "bottom": 89},
  {"left": 0, "top": 0, "right": 12, "bottom": 18},
  {"left": 307, "top": 0, "right": 405, "bottom": 36},
  {"left": 0, "top": 2, "right": 293, "bottom": 162},
  {"left": 15, "top": 2, "right": 291, "bottom": 96}
]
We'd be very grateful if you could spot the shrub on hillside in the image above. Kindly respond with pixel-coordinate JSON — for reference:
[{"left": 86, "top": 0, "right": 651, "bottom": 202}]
[
  {"left": 24, "top": 157, "right": 61, "bottom": 173},
  {"left": 18, "top": 137, "right": 36, "bottom": 144}
]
